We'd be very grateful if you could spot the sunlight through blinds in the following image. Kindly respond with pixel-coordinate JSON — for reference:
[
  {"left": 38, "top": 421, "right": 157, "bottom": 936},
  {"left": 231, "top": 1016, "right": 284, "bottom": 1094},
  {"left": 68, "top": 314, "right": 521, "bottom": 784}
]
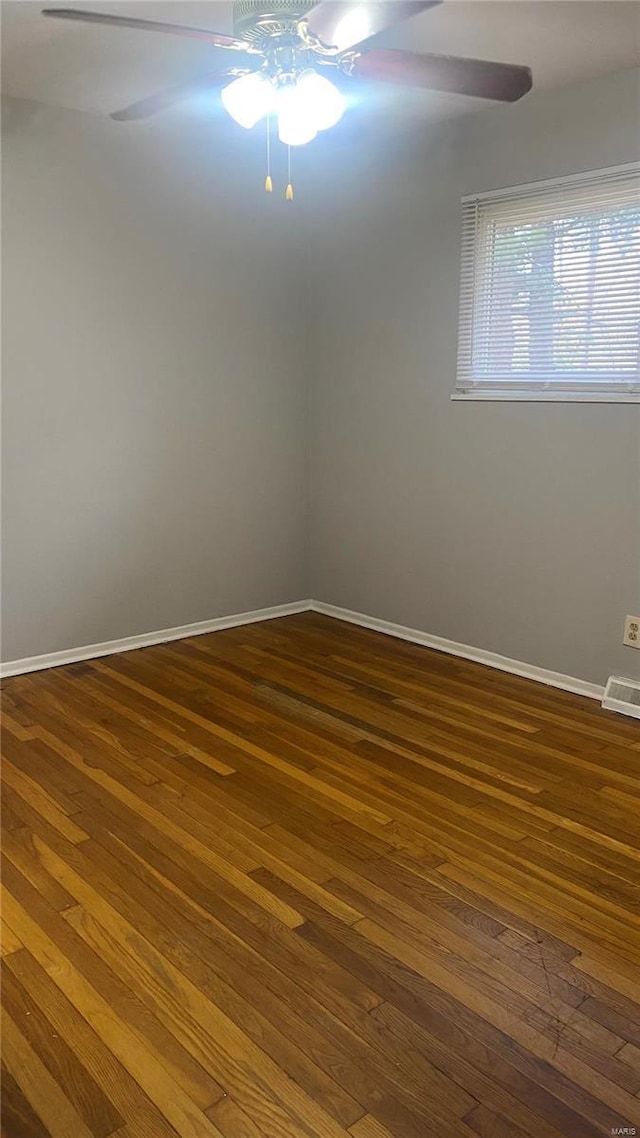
[{"left": 456, "top": 164, "right": 640, "bottom": 397}]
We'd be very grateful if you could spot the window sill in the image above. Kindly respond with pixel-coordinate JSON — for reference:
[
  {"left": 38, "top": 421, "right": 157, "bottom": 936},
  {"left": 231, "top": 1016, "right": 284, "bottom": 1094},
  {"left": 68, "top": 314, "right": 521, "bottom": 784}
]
[{"left": 451, "top": 391, "right": 640, "bottom": 404}]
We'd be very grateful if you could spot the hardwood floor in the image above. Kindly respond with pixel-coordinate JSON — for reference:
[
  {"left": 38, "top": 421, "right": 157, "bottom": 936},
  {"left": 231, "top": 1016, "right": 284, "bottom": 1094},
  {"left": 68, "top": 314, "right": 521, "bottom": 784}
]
[{"left": 2, "top": 611, "right": 640, "bottom": 1138}]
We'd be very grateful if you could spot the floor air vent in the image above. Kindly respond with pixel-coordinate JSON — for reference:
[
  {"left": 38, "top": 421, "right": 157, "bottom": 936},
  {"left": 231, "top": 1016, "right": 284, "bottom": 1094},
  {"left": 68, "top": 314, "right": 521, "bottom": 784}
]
[{"left": 602, "top": 676, "right": 640, "bottom": 719}]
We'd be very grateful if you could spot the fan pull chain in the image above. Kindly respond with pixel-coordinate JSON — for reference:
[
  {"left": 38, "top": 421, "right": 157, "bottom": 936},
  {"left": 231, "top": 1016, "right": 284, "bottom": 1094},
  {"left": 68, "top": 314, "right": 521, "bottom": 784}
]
[
  {"left": 285, "top": 144, "right": 294, "bottom": 201},
  {"left": 264, "top": 113, "right": 273, "bottom": 193}
]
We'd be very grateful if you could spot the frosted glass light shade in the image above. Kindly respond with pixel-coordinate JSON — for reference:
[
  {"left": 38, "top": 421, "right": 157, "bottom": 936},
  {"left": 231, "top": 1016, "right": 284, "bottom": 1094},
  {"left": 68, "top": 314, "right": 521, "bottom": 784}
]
[
  {"left": 277, "top": 85, "right": 318, "bottom": 146},
  {"left": 297, "top": 71, "right": 345, "bottom": 131},
  {"left": 221, "top": 72, "right": 274, "bottom": 129}
]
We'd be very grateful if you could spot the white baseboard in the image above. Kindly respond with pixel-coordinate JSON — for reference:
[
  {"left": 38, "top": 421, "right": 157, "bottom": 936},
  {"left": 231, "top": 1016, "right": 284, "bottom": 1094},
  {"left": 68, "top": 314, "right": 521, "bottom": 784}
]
[
  {"left": 1, "top": 596, "right": 605, "bottom": 701},
  {"left": 0, "top": 600, "right": 313, "bottom": 678},
  {"left": 310, "top": 601, "right": 605, "bottom": 701}
]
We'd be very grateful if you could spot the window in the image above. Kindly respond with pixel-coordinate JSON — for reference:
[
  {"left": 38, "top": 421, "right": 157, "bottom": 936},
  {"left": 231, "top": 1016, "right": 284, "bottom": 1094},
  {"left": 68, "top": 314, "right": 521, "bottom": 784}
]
[{"left": 454, "top": 164, "right": 640, "bottom": 402}]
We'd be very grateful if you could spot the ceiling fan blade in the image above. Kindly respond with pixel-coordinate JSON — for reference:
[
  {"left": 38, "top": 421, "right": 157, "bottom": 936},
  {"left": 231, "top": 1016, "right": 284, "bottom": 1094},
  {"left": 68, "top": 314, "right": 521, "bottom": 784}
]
[
  {"left": 304, "top": 1, "right": 440, "bottom": 52},
  {"left": 41, "top": 9, "right": 256, "bottom": 52},
  {"left": 352, "top": 48, "right": 532, "bottom": 101},
  {"left": 110, "top": 77, "right": 229, "bottom": 121}
]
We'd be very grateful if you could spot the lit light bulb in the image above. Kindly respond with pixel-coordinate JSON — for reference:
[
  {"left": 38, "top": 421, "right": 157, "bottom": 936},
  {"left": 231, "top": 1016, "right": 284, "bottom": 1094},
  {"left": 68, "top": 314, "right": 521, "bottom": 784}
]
[
  {"left": 277, "top": 84, "right": 318, "bottom": 147},
  {"left": 297, "top": 71, "right": 345, "bottom": 131},
  {"left": 221, "top": 72, "right": 274, "bottom": 129}
]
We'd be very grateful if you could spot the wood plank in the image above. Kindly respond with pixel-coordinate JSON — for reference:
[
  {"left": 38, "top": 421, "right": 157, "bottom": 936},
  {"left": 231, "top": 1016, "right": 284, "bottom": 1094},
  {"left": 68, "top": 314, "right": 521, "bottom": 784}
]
[
  {"left": 1, "top": 1062, "right": 54, "bottom": 1138},
  {"left": 2, "top": 965, "right": 124, "bottom": 1137},
  {"left": 2, "top": 1011, "right": 96, "bottom": 1138},
  {"left": 2, "top": 612, "right": 639, "bottom": 1137},
  {"left": 1, "top": 885, "right": 227, "bottom": 1138},
  {"left": 4, "top": 948, "right": 183, "bottom": 1138}
]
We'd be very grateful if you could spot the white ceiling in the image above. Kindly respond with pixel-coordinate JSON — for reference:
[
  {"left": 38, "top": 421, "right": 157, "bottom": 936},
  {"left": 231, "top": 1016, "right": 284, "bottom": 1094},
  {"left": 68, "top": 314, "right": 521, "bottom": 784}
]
[{"left": 2, "top": 0, "right": 639, "bottom": 128}]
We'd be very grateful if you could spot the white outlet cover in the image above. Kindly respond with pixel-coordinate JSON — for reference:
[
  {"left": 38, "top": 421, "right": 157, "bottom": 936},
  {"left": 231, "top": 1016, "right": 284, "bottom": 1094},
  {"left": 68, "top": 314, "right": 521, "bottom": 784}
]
[{"left": 623, "top": 615, "right": 640, "bottom": 649}]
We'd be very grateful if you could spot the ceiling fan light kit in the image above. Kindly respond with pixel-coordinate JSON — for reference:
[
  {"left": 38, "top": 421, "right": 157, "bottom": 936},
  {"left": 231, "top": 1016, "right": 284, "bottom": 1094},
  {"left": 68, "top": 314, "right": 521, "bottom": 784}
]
[
  {"left": 42, "top": 1, "right": 533, "bottom": 199},
  {"left": 221, "top": 67, "right": 344, "bottom": 140},
  {"left": 221, "top": 70, "right": 274, "bottom": 129}
]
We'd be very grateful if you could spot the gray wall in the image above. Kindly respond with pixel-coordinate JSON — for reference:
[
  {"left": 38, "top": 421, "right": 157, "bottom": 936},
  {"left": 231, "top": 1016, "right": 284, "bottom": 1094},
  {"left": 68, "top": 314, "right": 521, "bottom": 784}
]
[
  {"left": 2, "top": 98, "right": 308, "bottom": 661},
  {"left": 3, "top": 70, "right": 639, "bottom": 686},
  {"left": 307, "top": 67, "right": 640, "bottom": 685}
]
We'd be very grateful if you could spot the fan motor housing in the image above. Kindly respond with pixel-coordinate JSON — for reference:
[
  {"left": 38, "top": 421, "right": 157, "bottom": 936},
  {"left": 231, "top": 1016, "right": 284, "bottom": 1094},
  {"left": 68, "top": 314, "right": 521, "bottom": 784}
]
[{"left": 233, "top": 0, "right": 315, "bottom": 45}]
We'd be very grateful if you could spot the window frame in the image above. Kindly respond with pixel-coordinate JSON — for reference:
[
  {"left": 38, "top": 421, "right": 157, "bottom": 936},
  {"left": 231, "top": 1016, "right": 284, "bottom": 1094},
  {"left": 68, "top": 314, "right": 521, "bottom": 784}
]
[{"left": 453, "top": 163, "right": 640, "bottom": 404}]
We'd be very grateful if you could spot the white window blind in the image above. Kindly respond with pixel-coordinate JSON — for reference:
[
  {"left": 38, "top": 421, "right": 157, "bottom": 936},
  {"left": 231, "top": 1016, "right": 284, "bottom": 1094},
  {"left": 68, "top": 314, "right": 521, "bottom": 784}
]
[{"left": 455, "top": 164, "right": 640, "bottom": 401}]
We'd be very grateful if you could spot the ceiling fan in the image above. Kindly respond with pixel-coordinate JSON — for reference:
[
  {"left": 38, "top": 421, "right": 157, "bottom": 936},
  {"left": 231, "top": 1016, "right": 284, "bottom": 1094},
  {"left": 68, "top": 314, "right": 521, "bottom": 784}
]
[{"left": 42, "top": 2, "right": 533, "bottom": 196}]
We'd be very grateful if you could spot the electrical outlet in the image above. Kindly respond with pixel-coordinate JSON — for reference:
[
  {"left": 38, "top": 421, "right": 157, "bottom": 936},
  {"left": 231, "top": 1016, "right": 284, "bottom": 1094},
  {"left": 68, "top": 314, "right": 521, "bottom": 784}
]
[{"left": 623, "top": 615, "right": 640, "bottom": 648}]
